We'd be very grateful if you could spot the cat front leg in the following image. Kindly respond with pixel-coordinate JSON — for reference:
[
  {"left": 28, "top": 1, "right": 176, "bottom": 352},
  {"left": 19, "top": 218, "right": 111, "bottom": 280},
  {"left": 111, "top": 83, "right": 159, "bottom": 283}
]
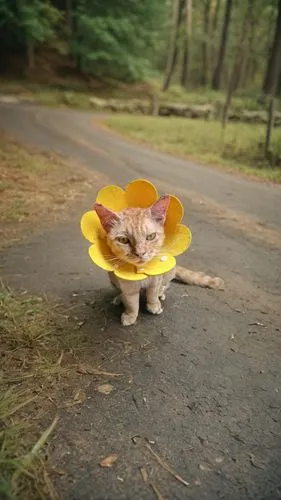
[
  {"left": 146, "top": 278, "right": 163, "bottom": 315},
  {"left": 117, "top": 279, "right": 140, "bottom": 326},
  {"left": 121, "top": 291, "right": 140, "bottom": 326}
]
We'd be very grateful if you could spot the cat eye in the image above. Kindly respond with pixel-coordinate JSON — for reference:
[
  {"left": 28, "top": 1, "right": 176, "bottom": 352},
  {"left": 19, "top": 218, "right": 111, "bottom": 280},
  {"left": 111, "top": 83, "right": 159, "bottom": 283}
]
[
  {"left": 116, "top": 236, "right": 130, "bottom": 244},
  {"left": 146, "top": 232, "right": 156, "bottom": 241}
]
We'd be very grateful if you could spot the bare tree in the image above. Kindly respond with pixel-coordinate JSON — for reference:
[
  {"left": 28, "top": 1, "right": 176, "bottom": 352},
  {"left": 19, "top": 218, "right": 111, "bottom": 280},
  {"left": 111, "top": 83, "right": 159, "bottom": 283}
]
[
  {"left": 212, "top": 0, "right": 233, "bottom": 90},
  {"left": 181, "top": 0, "right": 192, "bottom": 89},
  {"left": 211, "top": 0, "right": 221, "bottom": 70},
  {"left": 201, "top": 0, "right": 211, "bottom": 86},
  {"left": 263, "top": 0, "right": 281, "bottom": 96},
  {"left": 162, "top": 0, "right": 184, "bottom": 91},
  {"left": 66, "top": 0, "right": 73, "bottom": 36},
  {"left": 222, "top": 0, "right": 253, "bottom": 128}
]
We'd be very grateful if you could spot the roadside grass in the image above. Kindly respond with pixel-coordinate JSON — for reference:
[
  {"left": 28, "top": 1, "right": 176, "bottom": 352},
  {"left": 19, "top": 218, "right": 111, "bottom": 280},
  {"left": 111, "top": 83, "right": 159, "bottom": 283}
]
[
  {"left": 0, "top": 131, "right": 99, "bottom": 246},
  {"left": 0, "top": 284, "right": 81, "bottom": 499},
  {"left": 0, "top": 128, "right": 102, "bottom": 499},
  {"left": 0, "top": 78, "right": 276, "bottom": 113},
  {"left": 105, "top": 115, "right": 281, "bottom": 183}
]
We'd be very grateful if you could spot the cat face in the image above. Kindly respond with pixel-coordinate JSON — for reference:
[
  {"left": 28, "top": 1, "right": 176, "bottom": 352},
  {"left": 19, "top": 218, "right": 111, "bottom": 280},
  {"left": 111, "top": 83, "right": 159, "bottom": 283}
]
[{"left": 94, "top": 196, "right": 170, "bottom": 266}]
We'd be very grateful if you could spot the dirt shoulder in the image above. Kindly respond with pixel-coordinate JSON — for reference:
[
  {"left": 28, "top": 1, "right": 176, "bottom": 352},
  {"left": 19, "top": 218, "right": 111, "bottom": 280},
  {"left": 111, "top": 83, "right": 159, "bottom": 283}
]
[{"left": 0, "top": 131, "right": 103, "bottom": 247}]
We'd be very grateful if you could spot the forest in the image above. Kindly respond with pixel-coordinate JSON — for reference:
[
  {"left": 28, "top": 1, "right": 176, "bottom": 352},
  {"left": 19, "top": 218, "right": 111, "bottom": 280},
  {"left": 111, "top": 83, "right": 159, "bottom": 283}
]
[
  {"left": 1, "top": 0, "right": 280, "bottom": 94},
  {"left": 1, "top": 0, "right": 281, "bottom": 179}
]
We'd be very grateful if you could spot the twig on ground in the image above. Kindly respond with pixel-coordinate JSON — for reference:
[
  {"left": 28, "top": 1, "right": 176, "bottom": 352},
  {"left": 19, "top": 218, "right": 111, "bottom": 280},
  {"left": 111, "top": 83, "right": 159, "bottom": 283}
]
[
  {"left": 145, "top": 443, "right": 190, "bottom": 487},
  {"left": 77, "top": 364, "right": 123, "bottom": 377},
  {"left": 140, "top": 466, "right": 148, "bottom": 483},
  {"left": 150, "top": 482, "right": 166, "bottom": 500}
]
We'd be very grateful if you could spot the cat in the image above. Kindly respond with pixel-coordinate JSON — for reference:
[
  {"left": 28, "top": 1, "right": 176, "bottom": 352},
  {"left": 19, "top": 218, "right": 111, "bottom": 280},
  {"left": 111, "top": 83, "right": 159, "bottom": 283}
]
[{"left": 94, "top": 195, "right": 223, "bottom": 326}]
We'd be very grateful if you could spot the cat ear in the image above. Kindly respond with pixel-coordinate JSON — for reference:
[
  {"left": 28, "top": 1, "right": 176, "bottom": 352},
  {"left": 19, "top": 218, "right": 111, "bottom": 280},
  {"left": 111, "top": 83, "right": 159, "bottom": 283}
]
[
  {"left": 150, "top": 195, "right": 170, "bottom": 225},
  {"left": 93, "top": 203, "right": 120, "bottom": 232}
]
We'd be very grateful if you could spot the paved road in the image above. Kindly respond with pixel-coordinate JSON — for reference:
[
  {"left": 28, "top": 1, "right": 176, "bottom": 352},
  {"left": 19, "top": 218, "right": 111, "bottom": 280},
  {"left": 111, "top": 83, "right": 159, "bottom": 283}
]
[{"left": 1, "top": 103, "right": 281, "bottom": 500}]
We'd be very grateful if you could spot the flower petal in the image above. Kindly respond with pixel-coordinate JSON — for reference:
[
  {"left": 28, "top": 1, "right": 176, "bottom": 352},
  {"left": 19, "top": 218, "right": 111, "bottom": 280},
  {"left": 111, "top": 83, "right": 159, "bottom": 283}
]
[
  {"left": 88, "top": 240, "right": 115, "bottom": 272},
  {"left": 165, "top": 195, "right": 184, "bottom": 233},
  {"left": 164, "top": 224, "right": 192, "bottom": 257},
  {"left": 96, "top": 185, "right": 127, "bottom": 211},
  {"left": 114, "top": 264, "right": 147, "bottom": 281},
  {"left": 81, "top": 211, "right": 102, "bottom": 243},
  {"left": 125, "top": 179, "right": 158, "bottom": 208},
  {"left": 142, "top": 254, "right": 176, "bottom": 276}
]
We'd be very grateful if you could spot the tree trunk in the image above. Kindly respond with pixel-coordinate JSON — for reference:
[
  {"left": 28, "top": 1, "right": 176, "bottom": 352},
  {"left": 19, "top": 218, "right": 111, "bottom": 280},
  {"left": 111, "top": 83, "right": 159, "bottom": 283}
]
[
  {"left": 211, "top": 0, "right": 221, "bottom": 70},
  {"left": 265, "top": 97, "right": 275, "bottom": 156},
  {"left": 162, "top": 0, "right": 183, "bottom": 91},
  {"left": 212, "top": 0, "right": 233, "bottom": 90},
  {"left": 181, "top": 0, "right": 192, "bottom": 88},
  {"left": 237, "top": 12, "right": 255, "bottom": 90},
  {"left": 222, "top": 0, "right": 253, "bottom": 128},
  {"left": 263, "top": 0, "right": 281, "bottom": 96},
  {"left": 201, "top": 0, "right": 211, "bottom": 86},
  {"left": 66, "top": 0, "right": 73, "bottom": 36},
  {"left": 27, "top": 41, "right": 35, "bottom": 71}
]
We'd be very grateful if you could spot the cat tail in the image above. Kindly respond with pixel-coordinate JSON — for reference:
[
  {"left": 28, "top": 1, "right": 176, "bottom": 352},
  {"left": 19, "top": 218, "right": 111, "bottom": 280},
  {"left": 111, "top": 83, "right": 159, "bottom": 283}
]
[{"left": 175, "top": 266, "right": 224, "bottom": 290}]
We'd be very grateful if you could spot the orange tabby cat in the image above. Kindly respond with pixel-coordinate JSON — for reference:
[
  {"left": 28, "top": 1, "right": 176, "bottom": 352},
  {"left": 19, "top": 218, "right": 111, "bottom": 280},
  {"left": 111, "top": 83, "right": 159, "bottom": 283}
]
[{"left": 94, "top": 196, "right": 223, "bottom": 326}]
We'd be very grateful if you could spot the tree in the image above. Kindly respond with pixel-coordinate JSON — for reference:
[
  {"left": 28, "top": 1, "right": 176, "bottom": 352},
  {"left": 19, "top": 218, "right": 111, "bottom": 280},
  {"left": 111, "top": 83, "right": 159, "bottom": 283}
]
[
  {"left": 0, "top": 0, "right": 60, "bottom": 71},
  {"left": 222, "top": 0, "right": 254, "bottom": 128},
  {"left": 162, "top": 0, "right": 184, "bottom": 91},
  {"left": 181, "top": 0, "right": 192, "bottom": 89},
  {"left": 201, "top": 0, "right": 211, "bottom": 86},
  {"left": 19, "top": 1, "right": 61, "bottom": 70},
  {"left": 212, "top": 0, "right": 233, "bottom": 90},
  {"left": 210, "top": 0, "right": 221, "bottom": 69},
  {"left": 263, "top": 0, "right": 281, "bottom": 95},
  {"left": 71, "top": 0, "right": 167, "bottom": 82}
]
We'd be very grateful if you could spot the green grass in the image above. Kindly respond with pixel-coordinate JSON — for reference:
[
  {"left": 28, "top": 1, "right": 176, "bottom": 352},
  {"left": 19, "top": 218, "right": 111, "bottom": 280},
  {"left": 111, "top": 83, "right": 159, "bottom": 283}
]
[
  {"left": 105, "top": 115, "right": 281, "bottom": 183},
  {"left": 149, "top": 80, "right": 274, "bottom": 111},
  {"left": 0, "top": 287, "right": 67, "bottom": 499},
  {"left": 0, "top": 284, "right": 98, "bottom": 499}
]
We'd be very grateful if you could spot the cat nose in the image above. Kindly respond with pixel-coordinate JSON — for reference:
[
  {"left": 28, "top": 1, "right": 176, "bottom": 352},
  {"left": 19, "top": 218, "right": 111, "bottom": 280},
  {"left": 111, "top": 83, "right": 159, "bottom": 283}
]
[{"left": 135, "top": 250, "right": 146, "bottom": 258}]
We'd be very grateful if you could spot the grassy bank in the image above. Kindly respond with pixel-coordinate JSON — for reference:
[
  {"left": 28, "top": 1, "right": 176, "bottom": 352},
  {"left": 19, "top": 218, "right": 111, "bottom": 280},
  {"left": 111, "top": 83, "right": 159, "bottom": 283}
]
[
  {"left": 105, "top": 115, "right": 281, "bottom": 183},
  {"left": 0, "top": 78, "right": 276, "bottom": 113},
  {"left": 0, "top": 131, "right": 99, "bottom": 246},
  {"left": 0, "top": 286, "right": 73, "bottom": 499}
]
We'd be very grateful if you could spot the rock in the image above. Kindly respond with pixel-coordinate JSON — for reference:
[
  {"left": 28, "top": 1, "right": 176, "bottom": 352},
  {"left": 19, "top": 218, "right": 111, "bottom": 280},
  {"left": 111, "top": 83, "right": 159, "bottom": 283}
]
[
  {"left": 87, "top": 95, "right": 281, "bottom": 127},
  {"left": 159, "top": 103, "right": 215, "bottom": 119},
  {"left": 89, "top": 96, "right": 107, "bottom": 108},
  {"left": 0, "top": 95, "right": 20, "bottom": 103}
]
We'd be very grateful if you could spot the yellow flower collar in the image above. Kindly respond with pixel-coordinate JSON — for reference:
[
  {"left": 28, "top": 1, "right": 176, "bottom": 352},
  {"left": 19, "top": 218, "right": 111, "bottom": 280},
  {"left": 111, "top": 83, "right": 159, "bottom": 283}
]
[{"left": 80, "top": 179, "right": 192, "bottom": 281}]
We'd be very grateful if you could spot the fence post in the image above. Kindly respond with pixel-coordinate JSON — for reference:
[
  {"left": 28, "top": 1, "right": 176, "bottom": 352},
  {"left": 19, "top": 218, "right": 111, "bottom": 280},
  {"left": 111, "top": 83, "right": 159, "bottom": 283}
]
[{"left": 265, "top": 97, "right": 275, "bottom": 156}]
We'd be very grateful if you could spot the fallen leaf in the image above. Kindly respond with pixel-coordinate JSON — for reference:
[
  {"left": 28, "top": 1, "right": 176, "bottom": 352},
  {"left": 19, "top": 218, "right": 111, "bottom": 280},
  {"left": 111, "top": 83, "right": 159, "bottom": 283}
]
[
  {"left": 193, "top": 479, "right": 201, "bottom": 486},
  {"left": 51, "top": 467, "right": 67, "bottom": 477},
  {"left": 73, "top": 389, "right": 86, "bottom": 403},
  {"left": 199, "top": 464, "right": 212, "bottom": 472},
  {"left": 140, "top": 467, "right": 148, "bottom": 483},
  {"left": 249, "top": 453, "right": 265, "bottom": 470},
  {"left": 131, "top": 435, "right": 140, "bottom": 444},
  {"left": 100, "top": 453, "right": 118, "bottom": 468},
  {"left": 77, "top": 364, "right": 122, "bottom": 377},
  {"left": 97, "top": 383, "right": 114, "bottom": 395}
]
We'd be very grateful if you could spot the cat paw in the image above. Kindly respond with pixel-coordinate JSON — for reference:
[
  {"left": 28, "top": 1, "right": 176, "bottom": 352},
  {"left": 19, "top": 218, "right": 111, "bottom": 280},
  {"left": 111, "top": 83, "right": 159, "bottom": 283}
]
[
  {"left": 121, "top": 312, "right": 137, "bottom": 326},
  {"left": 159, "top": 293, "right": 166, "bottom": 301},
  {"left": 147, "top": 301, "right": 163, "bottom": 315},
  {"left": 112, "top": 294, "right": 122, "bottom": 306}
]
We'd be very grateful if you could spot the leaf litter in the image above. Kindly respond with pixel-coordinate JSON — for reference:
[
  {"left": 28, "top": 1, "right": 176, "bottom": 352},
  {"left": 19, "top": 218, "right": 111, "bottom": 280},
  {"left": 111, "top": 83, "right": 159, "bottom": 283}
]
[
  {"left": 97, "top": 383, "right": 114, "bottom": 394},
  {"left": 100, "top": 453, "right": 118, "bottom": 468}
]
